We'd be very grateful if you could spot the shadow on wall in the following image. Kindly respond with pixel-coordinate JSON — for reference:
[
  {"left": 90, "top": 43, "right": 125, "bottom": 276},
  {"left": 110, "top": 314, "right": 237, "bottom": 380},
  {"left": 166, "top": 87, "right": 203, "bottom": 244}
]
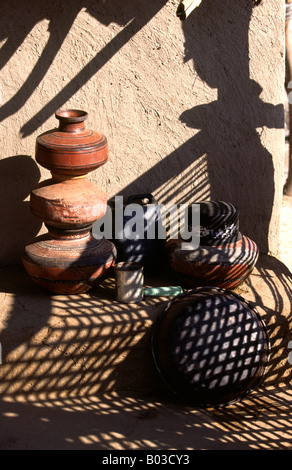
[
  {"left": 0, "top": 0, "right": 166, "bottom": 262},
  {"left": 119, "top": 0, "right": 284, "bottom": 254},
  {"left": 0, "top": 0, "right": 283, "bottom": 254},
  {"left": 0, "top": 156, "right": 42, "bottom": 265},
  {"left": 0, "top": 0, "right": 167, "bottom": 137}
]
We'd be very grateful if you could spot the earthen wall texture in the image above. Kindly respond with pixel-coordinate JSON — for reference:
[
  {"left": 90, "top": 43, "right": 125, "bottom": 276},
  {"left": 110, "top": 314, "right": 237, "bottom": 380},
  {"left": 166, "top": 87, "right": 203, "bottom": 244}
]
[{"left": 0, "top": 0, "right": 285, "bottom": 264}]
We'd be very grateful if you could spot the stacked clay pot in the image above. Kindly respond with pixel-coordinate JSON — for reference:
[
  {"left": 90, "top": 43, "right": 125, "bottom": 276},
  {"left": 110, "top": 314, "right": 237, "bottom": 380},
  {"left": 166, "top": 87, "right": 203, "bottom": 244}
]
[
  {"left": 22, "top": 109, "right": 116, "bottom": 294},
  {"left": 165, "top": 200, "right": 258, "bottom": 290}
]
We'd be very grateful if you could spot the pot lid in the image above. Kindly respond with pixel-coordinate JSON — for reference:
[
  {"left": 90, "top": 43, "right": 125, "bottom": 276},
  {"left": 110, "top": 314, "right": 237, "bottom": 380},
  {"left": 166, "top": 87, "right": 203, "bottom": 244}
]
[{"left": 151, "top": 287, "right": 270, "bottom": 408}]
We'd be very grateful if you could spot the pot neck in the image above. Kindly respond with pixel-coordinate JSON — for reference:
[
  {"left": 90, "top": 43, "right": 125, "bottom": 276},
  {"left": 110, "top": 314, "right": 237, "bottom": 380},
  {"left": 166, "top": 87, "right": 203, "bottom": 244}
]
[{"left": 55, "top": 109, "right": 88, "bottom": 133}]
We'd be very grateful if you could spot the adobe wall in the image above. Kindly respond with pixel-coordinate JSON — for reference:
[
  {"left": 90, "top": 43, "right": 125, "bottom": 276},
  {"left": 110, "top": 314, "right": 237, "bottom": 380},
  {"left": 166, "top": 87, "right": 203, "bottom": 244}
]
[{"left": 0, "top": 0, "right": 285, "bottom": 265}]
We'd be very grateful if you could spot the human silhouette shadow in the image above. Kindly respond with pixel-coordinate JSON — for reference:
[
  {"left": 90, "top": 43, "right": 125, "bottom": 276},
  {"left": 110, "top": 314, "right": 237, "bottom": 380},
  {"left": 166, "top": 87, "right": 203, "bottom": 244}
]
[{"left": 179, "top": 0, "right": 283, "bottom": 252}]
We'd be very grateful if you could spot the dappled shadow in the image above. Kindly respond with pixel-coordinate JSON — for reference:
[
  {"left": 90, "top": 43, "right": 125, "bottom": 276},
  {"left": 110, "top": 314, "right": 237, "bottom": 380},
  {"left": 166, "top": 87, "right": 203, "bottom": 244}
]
[
  {"left": 0, "top": 0, "right": 290, "bottom": 451},
  {"left": 0, "top": 252, "right": 291, "bottom": 449},
  {"left": 151, "top": 286, "right": 270, "bottom": 408},
  {"left": 240, "top": 255, "right": 292, "bottom": 388},
  {"left": 0, "top": 266, "right": 167, "bottom": 401},
  {"left": 0, "top": 385, "right": 291, "bottom": 450}
]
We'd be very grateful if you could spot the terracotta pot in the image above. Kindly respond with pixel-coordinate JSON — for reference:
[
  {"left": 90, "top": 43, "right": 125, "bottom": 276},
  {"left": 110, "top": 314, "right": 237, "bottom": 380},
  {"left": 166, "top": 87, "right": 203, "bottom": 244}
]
[
  {"left": 23, "top": 233, "right": 116, "bottom": 294},
  {"left": 22, "top": 109, "right": 116, "bottom": 294},
  {"left": 166, "top": 234, "right": 258, "bottom": 290},
  {"left": 30, "top": 177, "right": 107, "bottom": 229},
  {"left": 35, "top": 109, "right": 108, "bottom": 176},
  {"left": 166, "top": 200, "right": 259, "bottom": 289}
]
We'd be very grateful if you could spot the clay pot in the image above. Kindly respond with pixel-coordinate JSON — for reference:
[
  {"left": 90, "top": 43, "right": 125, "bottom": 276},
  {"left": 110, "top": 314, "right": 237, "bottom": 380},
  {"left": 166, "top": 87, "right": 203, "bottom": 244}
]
[
  {"left": 22, "top": 232, "right": 116, "bottom": 295},
  {"left": 30, "top": 177, "right": 107, "bottom": 229},
  {"left": 22, "top": 109, "right": 116, "bottom": 294},
  {"left": 166, "top": 200, "right": 259, "bottom": 289},
  {"left": 35, "top": 109, "right": 108, "bottom": 176},
  {"left": 166, "top": 234, "right": 258, "bottom": 290}
]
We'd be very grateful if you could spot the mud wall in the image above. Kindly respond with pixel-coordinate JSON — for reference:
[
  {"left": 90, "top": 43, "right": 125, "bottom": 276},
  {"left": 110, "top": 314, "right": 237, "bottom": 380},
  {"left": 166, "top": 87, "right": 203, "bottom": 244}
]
[{"left": 0, "top": 0, "right": 285, "bottom": 264}]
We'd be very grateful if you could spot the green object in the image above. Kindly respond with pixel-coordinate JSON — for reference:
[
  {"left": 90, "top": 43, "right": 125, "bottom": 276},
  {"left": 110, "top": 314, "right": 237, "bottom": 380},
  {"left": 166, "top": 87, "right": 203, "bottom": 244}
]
[{"left": 143, "top": 286, "right": 183, "bottom": 297}]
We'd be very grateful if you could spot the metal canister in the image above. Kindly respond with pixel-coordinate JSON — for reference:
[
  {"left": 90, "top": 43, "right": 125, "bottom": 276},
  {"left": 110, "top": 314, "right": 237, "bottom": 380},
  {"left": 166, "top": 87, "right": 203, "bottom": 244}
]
[
  {"left": 114, "top": 261, "right": 144, "bottom": 303},
  {"left": 111, "top": 193, "right": 165, "bottom": 273}
]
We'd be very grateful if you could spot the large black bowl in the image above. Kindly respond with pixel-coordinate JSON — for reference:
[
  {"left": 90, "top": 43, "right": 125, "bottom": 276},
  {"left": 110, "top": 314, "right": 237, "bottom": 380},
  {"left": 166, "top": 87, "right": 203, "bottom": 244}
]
[{"left": 151, "top": 287, "right": 270, "bottom": 408}]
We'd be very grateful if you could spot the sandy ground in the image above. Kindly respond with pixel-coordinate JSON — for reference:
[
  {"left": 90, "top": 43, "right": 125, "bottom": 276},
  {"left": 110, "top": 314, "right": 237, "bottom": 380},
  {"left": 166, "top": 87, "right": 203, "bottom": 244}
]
[{"left": 0, "top": 146, "right": 290, "bottom": 451}]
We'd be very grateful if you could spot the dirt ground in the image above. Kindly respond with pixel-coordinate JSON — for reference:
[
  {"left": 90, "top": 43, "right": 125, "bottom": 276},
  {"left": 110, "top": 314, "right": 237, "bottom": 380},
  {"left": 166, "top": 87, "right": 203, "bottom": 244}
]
[
  {"left": 0, "top": 149, "right": 291, "bottom": 451},
  {"left": 0, "top": 194, "right": 290, "bottom": 450}
]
